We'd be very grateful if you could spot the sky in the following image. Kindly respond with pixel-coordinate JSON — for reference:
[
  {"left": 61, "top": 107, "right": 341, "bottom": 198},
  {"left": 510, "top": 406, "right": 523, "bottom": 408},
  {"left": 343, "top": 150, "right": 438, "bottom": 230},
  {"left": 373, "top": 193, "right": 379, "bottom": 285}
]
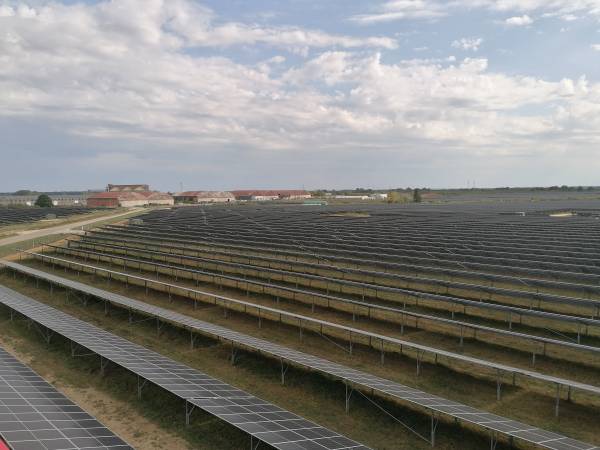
[{"left": 1, "top": 0, "right": 600, "bottom": 192}]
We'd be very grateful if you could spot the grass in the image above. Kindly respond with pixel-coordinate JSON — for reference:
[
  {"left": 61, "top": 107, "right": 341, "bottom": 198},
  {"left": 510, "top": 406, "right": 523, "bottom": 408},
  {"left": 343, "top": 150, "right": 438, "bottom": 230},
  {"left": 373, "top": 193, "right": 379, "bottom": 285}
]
[
  {"left": 0, "top": 234, "right": 68, "bottom": 258},
  {"left": 1, "top": 264, "right": 599, "bottom": 448},
  {"left": 0, "top": 208, "right": 147, "bottom": 259}
]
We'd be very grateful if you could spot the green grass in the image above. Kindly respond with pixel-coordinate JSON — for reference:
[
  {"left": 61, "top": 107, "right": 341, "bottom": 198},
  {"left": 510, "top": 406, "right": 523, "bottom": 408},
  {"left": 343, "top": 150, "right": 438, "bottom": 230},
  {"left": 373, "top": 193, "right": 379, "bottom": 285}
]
[{"left": 0, "top": 234, "right": 68, "bottom": 258}]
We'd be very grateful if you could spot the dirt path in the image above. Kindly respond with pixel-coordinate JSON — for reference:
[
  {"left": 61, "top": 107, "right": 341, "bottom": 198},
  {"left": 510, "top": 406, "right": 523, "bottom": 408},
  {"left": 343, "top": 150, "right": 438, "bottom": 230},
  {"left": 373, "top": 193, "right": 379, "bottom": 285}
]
[{"left": 0, "top": 209, "right": 142, "bottom": 248}]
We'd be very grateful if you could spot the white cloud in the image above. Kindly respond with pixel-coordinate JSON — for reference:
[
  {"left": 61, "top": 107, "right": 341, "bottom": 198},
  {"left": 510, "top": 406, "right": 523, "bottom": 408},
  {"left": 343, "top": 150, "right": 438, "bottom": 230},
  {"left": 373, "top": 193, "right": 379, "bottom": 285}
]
[
  {"left": 0, "top": 4, "right": 15, "bottom": 16},
  {"left": 451, "top": 37, "right": 483, "bottom": 51},
  {"left": 349, "top": 0, "right": 446, "bottom": 24},
  {"left": 561, "top": 14, "right": 578, "bottom": 21},
  {"left": 504, "top": 15, "right": 534, "bottom": 26},
  {"left": 1, "top": 0, "right": 599, "bottom": 168},
  {"left": 592, "top": 44, "right": 600, "bottom": 50},
  {"left": 351, "top": 0, "right": 600, "bottom": 24}
]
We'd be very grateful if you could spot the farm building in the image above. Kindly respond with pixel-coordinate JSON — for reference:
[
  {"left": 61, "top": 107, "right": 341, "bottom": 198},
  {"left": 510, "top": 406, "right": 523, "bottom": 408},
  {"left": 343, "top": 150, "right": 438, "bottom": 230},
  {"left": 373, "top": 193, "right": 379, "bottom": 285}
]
[
  {"left": 86, "top": 192, "right": 149, "bottom": 208},
  {"left": 0, "top": 193, "right": 88, "bottom": 207},
  {"left": 106, "top": 184, "right": 149, "bottom": 192},
  {"left": 231, "top": 190, "right": 311, "bottom": 201},
  {"left": 173, "top": 191, "right": 236, "bottom": 204},
  {"left": 139, "top": 191, "right": 175, "bottom": 206}
]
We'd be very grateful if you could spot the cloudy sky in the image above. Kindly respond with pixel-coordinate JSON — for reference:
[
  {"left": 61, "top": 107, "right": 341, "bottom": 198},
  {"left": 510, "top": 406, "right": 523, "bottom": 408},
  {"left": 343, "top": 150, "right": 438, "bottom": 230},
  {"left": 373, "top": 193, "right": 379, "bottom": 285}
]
[{"left": 1, "top": 0, "right": 600, "bottom": 192}]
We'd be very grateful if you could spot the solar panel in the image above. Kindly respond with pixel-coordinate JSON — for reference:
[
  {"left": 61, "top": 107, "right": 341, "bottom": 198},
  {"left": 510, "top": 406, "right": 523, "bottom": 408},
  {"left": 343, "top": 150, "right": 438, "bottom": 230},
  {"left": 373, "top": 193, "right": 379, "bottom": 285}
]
[
  {"left": 8, "top": 255, "right": 600, "bottom": 405},
  {"left": 190, "top": 397, "right": 363, "bottom": 450},
  {"left": 1, "top": 262, "right": 597, "bottom": 450},
  {"left": 51, "top": 242, "right": 600, "bottom": 359},
  {"left": 0, "top": 284, "right": 370, "bottom": 450},
  {"left": 65, "top": 236, "right": 600, "bottom": 318},
  {"left": 0, "top": 346, "right": 132, "bottom": 450}
]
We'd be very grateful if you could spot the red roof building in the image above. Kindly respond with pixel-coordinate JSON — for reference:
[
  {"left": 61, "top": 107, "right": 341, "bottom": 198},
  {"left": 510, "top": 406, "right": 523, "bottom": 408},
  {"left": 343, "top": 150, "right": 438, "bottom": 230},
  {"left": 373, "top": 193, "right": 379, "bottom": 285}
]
[
  {"left": 86, "top": 191, "right": 149, "bottom": 208},
  {"left": 174, "top": 191, "right": 235, "bottom": 203},
  {"left": 138, "top": 191, "right": 175, "bottom": 205}
]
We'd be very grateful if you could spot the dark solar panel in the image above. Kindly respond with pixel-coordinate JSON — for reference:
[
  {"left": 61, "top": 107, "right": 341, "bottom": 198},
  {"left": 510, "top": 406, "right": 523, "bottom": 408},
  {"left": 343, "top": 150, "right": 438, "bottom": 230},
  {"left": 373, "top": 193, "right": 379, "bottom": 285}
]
[
  {"left": 1, "top": 262, "right": 597, "bottom": 450},
  {"left": 0, "top": 346, "right": 132, "bottom": 450},
  {"left": 7, "top": 256, "right": 600, "bottom": 402},
  {"left": 0, "top": 284, "right": 370, "bottom": 450}
]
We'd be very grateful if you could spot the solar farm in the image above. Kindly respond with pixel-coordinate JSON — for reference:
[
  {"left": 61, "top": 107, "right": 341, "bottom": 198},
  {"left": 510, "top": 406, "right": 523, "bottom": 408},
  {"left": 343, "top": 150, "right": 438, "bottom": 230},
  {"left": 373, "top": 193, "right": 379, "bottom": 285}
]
[
  {"left": 0, "top": 207, "right": 97, "bottom": 226},
  {"left": 0, "top": 202, "right": 599, "bottom": 449}
]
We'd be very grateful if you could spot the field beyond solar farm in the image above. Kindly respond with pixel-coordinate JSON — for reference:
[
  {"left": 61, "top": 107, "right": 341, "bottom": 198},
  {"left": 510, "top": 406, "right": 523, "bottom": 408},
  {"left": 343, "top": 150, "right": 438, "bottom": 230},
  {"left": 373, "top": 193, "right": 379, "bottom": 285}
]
[{"left": 1, "top": 200, "right": 599, "bottom": 450}]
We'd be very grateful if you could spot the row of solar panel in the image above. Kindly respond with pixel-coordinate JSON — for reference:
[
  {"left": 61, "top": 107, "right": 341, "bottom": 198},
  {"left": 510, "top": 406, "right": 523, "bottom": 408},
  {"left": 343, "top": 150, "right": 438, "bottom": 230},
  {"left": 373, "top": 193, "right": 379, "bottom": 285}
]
[
  {"left": 115, "top": 220, "right": 600, "bottom": 270},
  {"left": 92, "top": 225, "right": 600, "bottom": 287},
  {"left": 76, "top": 231, "right": 600, "bottom": 299},
  {"left": 15, "top": 251, "right": 600, "bottom": 410},
  {"left": 58, "top": 241, "right": 600, "bottom": 351},
  {"left": 0, "top": 208, "right": 95, "bottom": 226},
  {"left": 105, "top": 219, "right": 600, "bottom": 277},
  {"left": 0, "top": 282, "right": 370, "bottom": 450},
  {"left": 1, "top": 261, "right": 598, "bottom": 450},
  {"left": 0, "top": 346, "right": 131, "bottom": 450},
  {"left": 70, "top": 234, "right": 600, "bottom": 307}
]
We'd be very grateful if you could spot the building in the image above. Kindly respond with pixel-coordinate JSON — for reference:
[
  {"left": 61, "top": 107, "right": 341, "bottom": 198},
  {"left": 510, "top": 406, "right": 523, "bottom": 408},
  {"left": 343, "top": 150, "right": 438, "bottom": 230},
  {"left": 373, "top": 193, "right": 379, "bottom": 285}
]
[
  {"left": 333, "top": 195, "right": 370, "bottom": 200},
  {"left": 106, "top": 184, "right": 150, "bottom": 192},
  {"left": 0, "top": 193, "right": 89, "bottom": 207},
  {"left": 138, "top": 191, "right": 175, "bottom": 206},
  {"left": 173, "top": 191, "right": 236, "bottom": 204},
  {"left": 86, "top": 192, "right": 149, "bottom": 208},
  {"left": 369, "top": 193, "right": 389, "bottom": 200},
  {"left": 231, "top": 190, "right": 311, "bottom": 201}
]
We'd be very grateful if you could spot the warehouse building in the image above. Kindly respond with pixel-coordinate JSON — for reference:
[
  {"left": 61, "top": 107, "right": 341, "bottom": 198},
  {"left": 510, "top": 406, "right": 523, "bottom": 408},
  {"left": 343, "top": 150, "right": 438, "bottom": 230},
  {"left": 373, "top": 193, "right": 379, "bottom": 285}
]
[
  {"left": 139, "top": 191, "right": 175, "bottom": 206},
  {"left": 106, "top": 184, "right": 150, "bottom": 192},
  {"left": 86, "top": 192, "right": 149, "bottom": 208},
  {"left": 0, "top": 193, "right": 88, "bottom": 207},
  {"left": 231, "top": 190, "right": 311, "bottom": 201},
  {"left": 173, "top": 191, "right": 236, "bottom": 204}
]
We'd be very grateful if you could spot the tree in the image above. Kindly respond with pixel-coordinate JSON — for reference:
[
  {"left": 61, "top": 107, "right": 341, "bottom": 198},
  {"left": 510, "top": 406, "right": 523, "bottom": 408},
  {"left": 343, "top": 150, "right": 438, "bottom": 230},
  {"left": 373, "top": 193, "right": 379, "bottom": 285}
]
[
  {"left": 413, "top": 189, "right": 422, "bottom": 203},
  {"left": 34, "top": 194, "right": 53, "bottom": 208}
]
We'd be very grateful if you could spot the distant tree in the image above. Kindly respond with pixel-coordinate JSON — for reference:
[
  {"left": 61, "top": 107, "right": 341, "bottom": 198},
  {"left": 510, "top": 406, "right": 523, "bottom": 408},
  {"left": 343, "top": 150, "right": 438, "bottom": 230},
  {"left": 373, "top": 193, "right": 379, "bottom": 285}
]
[
  {"left": 34, "top": 194, "right": 53, "bottom": 208},
  {"left": 413, "top": 189, "right": 422, "bottom": 203},
  {"left": 577, "top": 186, "right": 584, "bottom": 191},
  {"left": 15, "top": 190, "right": 33, "bottom": 196}
]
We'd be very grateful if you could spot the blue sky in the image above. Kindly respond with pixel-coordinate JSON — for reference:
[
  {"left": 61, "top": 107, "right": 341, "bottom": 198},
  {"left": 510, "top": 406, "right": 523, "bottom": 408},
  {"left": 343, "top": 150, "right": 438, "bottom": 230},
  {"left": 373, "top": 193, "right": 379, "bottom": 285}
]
[{"left": 1, "top": 0, "right": 600, "bottom": 192}]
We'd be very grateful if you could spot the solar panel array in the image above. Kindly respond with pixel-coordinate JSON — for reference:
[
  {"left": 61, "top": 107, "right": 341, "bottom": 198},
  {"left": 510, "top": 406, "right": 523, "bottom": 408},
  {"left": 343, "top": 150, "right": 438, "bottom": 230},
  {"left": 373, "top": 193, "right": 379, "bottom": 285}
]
[
  {"left": 10, "top": 253, "right": 600, "bottom": 409},
  {"left": 62, "top": 237, "right": 600, "bottom": 318},
  {"left": 0, "top": 283, "right": 370, "bottom": 450},
  {"left": 0, "top": 346, "right": 131, "bottom": 450},
  {"left": 66, "top": 231, "right": 600, "bottom": 302},
  {"left": 49, "top": 242, "right": 600, "bottom": 364},
  {"left": 1, "top": 261, "right": 598, "bottom": 450},
  {"left": 98, "top": 203, "right": 600, "bottom": 286},
  {"left": 0, "top": 207, "right": 96, "bottom": 226}
]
